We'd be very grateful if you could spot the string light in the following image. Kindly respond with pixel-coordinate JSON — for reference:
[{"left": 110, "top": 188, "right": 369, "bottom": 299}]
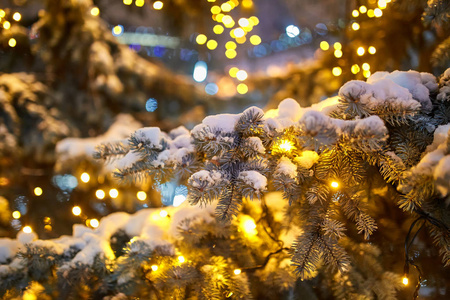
[
  {"left": 135, "top": 0, "right": 145, "bottom": 7},
  {"left": 276, "top": 139, "right": 295, "bottom": 153},
  {"left": 207, "top": 39, "right": 218, "bottom": 50},
  {"left": 11, "top": 12, "right": 21, "bottom": 21},
  {"left": 236, "top": 70, "right": 248, "bottom": 81},
  {"left": 332, "top": 67, "right": 342, "bottom": 76},
  {"left": 23, "top": 226, "right": 32, "bottom": 233},
  {"left": 123, "top": 0, "right": 132, "bottom": 5},
  {"left": 352, "top": 10, "right": 359, "bottom": 17},
  {"left": 374, "top": 8, "right": 383, "bottom": 17},
  {"left": 235, "top": 36, "right": 246, "bottom": 44},
  {"left": 334, "top": 42, "right": 342, "bottom": 50},
  {"left": 34, "top": 187, "right": 43, "bottom": 196},
  {"left": 109, "top": 189, "right": 119, "bottom": 198},
  {"left": 44, "top": 225, "right": 52, "bottom": 231},
  {"left": 331, "top": 181, "right": 339, "bottom": 188},
  {"left": 159, "top": 210, "right": 168, "bottom": 218},
  {"left": 137, "top": 191, "right": 147, "bottom": 201},
  {"left": 378, "top": 0, "right": 387, "bottom": 9},
  {"left": 368, "top": 46, "right": 376, "bottom": 54},
  {"left": 151, "top": 265, "right": 158, "bottom": 271},
  {"left": 249, "top": 16, "right": 259, "bottom": 25},
  {"left": 238, "top": 18, "right": 249, "bottom": 27},
  {"left": 241, "top": 216, "right": 257, "bottom": 236},
  {"left": 352, "top": 23, "right": 360, "bottom": 31},
  {"left": 221, "top": 3, "right": 232, "bottom": 12},
  {"left": 222, "top": 16, "right": 235, "bottom": 28},
  {"left": 229, "top": 67, "right": 239, "bottom": 77},
  {"left": 12, "top": 211, "right": 21, "bottom": 219},
  {"left": 72, "top": 206, "right": 82, "bottom": 216},
  {"left": 242, "top": 0, "right": 253, "bottom": 9},
  {"left": 112, "top": 25, "right": 124, "bottom": 36},
  {"left": 359, "top": 6, "right": 367, "bottom": 13},
  {"left": 96, "top": 189, "right": 105, "bottom": 200},
  {"left": 225, "top": 49, "right": 237, "bottom": 59},
  {"left": 178, "top": 255, "right": 185, "bottom": 263},
  {"left": 402, "top": 276, "right": 409, "bottom": 285},
  {"left": 236, "top": 83, "right": 248, "bottom": 94},
  {"left": 319, "top": 41, "right": 329, "bottom": 51},
  {"left": 196, "top": 34, "right": 207, "bottom": 45},
  {"left": 211, "top": 6, "right": 221, "bottom": 14},
  {"left": 153, "top": 1, "right": 163, "bottom": 10},
  {"left": 334, "top": 50, "right": 343, "bottom": 58},
  {"left": 362, "top": 63, "right": 370, "bottom": 71},
  {"left": 367, "top": 9, "right": 375, "bottom": 18},
  {"left": 80, "top": 172, "right": 90, "bottom": 183},
  {"left": 90, "top": 7, "right": 99, "bottom": 16},
  {"left": 3, "top": 21, "right": 11, "bottom": 29},
  {"left": 90, "top": 219, "right": 99, "bottom": 228},
  {"left": 234, "top": 269, "right": 241, "bottom": 275},
  {"left": 351, "top": 64, "right": 360, "bottom": 74},
  {"left": 213, "top": 25, "right": 224, "bottom": 34},
  {"left": 363, "top": 70, "right": 371, "bottom": 78},
  {"left": 249, "top": 35, "right": 261, "bottom": 45},
  {"left": 0, "top": 10, "right": 5, "bottom": 18},
  {"left": 234, "top": 28, "right": 245, "bottom": 38},
  {"left": 215, "top": 13, "right": 224, "bottom": 22},
  {"left": 357, "top": 47, "right": 365, "bottom": 56}
]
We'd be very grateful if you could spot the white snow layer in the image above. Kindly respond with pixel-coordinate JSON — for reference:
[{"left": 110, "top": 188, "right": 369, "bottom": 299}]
[
  {"left": 238, "top": 171, "right": 267, "bottom": 191},
  {"left": 275, "top": 156, "right": 297, "bottom": 178}
]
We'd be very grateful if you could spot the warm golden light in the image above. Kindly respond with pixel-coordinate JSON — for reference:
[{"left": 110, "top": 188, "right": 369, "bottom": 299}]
[
  {"left": 334, "top": 42, "right": 342, "bottom": 50},
  {"left": 34, "top": 187, "right": 43, "bottom": 196},
  {"left": 319, "top": 41, "right": 329, "bottom": 51},
  {"left": 368, "top": 46, "right": 376, "bottom": 54},
  {"left": 178, "top": 255, "right": 185, "bottom": 263},
  {"left": 216, "top": 13, "right": 224, "bottom": 22},
  {"left": 243, "top": 219, "right": 256, "bottom": 232},
  {"left": 225, "top": 41, "right": 237, "bottom": 50},
  {"left": 3, "top": 21, "right": 11, "bottom": 30},
  {"left": 211, "top": 5, "right": 221, "bottom": 14},
  {"left": 207, "top": 39, "right": 218, "bottom": 50},
  {"left": 249, "top": 16, "right": 259, "bottom": 25},
  {"left": 12, "top": 12, "right": 21, "bottom": 21},
  {"left": 378, "top": 0, "right": 387, "bottom": 9},
  {"left": 137, "top": 191, "right": 147, "bottom": 201},
  {"left": 402, "top": 277, "right": 409, "bottom": 285},
  {"left": 250, "top": 35, "right": 261, "bottom": 45},
  {"left": 8, "top": 38, "right": 16, "bottom": 48},
  {"left": 278, "top": 140, "right": 294, "bottom": 153},
  {"left": 357, "top": 47, "right": 365, "bottom": 56},
  {"left": 72, "top": 206, "right": 82, "bottom": 216},
  {"left": 0, "top": 10, "right": 5, "bottom": 18},
  {"left": 123, "top": 0, "right": 132, "bottom": 5},
  {"left": 331, "top": 181, "right": 339, "bottom": 188},
  {"left": 80, "top": 172, "right": 90, "bottom": 183},
  {"left": 234, "top": 28, "right": 245, "bottom": 38},
  {"left": 113, "top": 25, "right": 123, "bottom": 35},
  {"left": 96, "top": 189, "right": 106, "bottom": 199},
  {"left": 235, "top": 36, "right": 246, "bottom": 44},
  {"left": 374, "top": 8, "right": 383, "bottom": 17},
  {"left": 238, "top": 18, "right": 249, "bottom": 27},
  {"left": 222, "top": 16, "right": 235, "bottom": 28},
  {"left": 109, "top": 189, "right": 119, "bottom": 198},
  {"left": 334, "top": 49, "right": 343, "bottom": 58},
  {"left": 221, "top": 3, "right": 232, "bottom": 12},
  {"left": 352, "top": 10, "right": 359, "bottom": 17},
  {"left": 153, "top": 1, "right": 163, "bottom": 10},
  {"left": 225, "top": 49, "right": 237, "bottom": 59},
  {"left": 135, "top": 0, "right": 145, "bottom": 7},
  {"left": 151, "top": 265, "right": 158, "bottom": 271},
  {"left": 332, "top": 67, "right": 342, "bottom": 76},
  {"left": 351, "top": 64, "right": 360, "bottom": 74},
  {"left": 236, "top": 83, "right": 248, "bottom": 94},
  {"left": 352, "top": 23, "right": 360, "bottom": 31},
  {"left": 12, "top": 211, "right": 21, "bottom": 219},
  {"left": 90, "top": 218, "right": 99, "bottom": 228},
  {"left": 196, "top": 34, "right": 207, "bottom": 45},
  {"left": 367, "top": 9, "right": 375, "bottom": 18},
  {"left": 229, "top": 67, "right": 239, "bottom": 78},
  {"left": 90, "top": 7, "right": 99, "bottom": 16},
  {"left": 236, "top": 70, "right": 248, "bottom": 81},
  {"left": 23, "top": 226, "right": 32, "bottom": 234},
  {"left": 234, "top": 269, "right": 241, "bottom": 275},
  {"left": 159, "top": 210, "right": 168, "bottom": 218},
  {"left": 363, "top": 70, "right": 371, "bottom": 78},
  {"left": 213, "top": 25, "right": 224, "bottom": 34},
  {"left": 359, "top": 5, "right": 367, "bottom": 13},
  {"left": 362, "top": 63, "right": 370, "bottom": 71}
]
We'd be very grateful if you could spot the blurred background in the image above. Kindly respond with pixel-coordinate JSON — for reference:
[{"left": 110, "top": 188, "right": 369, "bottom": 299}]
[{"left": 0, "top": 0, "right": 448, "bottom": 238}]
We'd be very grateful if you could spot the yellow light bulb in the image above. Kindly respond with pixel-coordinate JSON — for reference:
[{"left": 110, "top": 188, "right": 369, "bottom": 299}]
[
  {"left": 402, "top": 276, "right": 409, "bottom": 285},
  {"left": 236, "top": 36, "right": 246, "bottom": 44},
  {"left": 229, "top": 67, "right": 239, "bottom": 77},
  {"left": 362, "top": 63, "right": 370, "bottom": 71},
  {"left": 3, "top": 21, "right": 11, "bottom": 30},
  {"left": 196, "top": 34, "right": 207, "bottom": 45},
  {"left": 216, "top": 13, "right": 224, "bottom": 22},
  {"left": 243, "top": 219, "right": 256, "bottom": 231},
  {"left": 225, "top": 49, "right": 237, "bottom": 59},
  {"left": 153, "top": 1, "right": 163, "bottom": 10},
  {"left": 222, "top": 16, "right": 235, "bottom": 28},
  {"left": 151, "top": 265, "right": 158, "bottom": 271},
  {"left": 178, "top": 255, "right": 185, "bottom": 263},
  {"left": 12, "top": 12, "right": 21, "bottom": 21},
  {"left": 363, "top": 70, "right": 371, "bottom": 78},
  {"left": 109, "top": 188, "right": 119, "bottom": 198},
  {"left": 234, "top": 269, "right": 241, "bottom": 275},
  {"left": 113, "top": 25, "right": 123, "bottom": 35},
  {"left": 367, "top": 9, "right": 375, "bottom": 18},
  {"left": 80, "top": 172, "right": 90, "bottom": 183},
  {"left": 250, "top": 35, "right": 261, "bottom": 45},
  {"left": 211, "top": 6, "right": 221, "bottom": 15},
  {"left": 137, "top": 191, "right": 147, "bottom": 201},
  {"left": 278, "top": 140, "right": 294, "bottom": 153},
  {"left": 123, "top": 0, "right": 132, "bottom": 5},
  {"left": 238, "top": 18, "right": 249, "bottom": 27},
  {"left": 0, "top": 10, "right": 5, "bottom": 18},
  {"left": 159, "top": 210, "right": 168, "bottom": 218},
  {"left": 334, "top": 50, "right": 343, "bottom": 58},
  {"left": 378, "top": 0, "right": 387, "bottom": 9},
  {"left": 72, "top": 206, "right": 82, "bottom": 216},
  {"left": 34, "top": 187, "right": 42, "bottom": 196},
  {"left": 352, "top": 23, "right": 360, "bottom": 31},
  {"left": 90, "top": 218, "right": 99, "bottom": 228},
  {"left": 249, "top": 16, "right": 259, "bottom": 25},
  {"left": 12, "top": 211, "right": 21, "bottom": 219},
  {"left": 236, "top": 70, "right": 248, "bottom": 81},
  {"left": 368, "top": 46, "right": 376, "bottom": 54},
  {"left": 357, "top": 47, "right": 365, "bottom": 56},
  {"left": 331, "top": 181, "right": 339, "bottom": 188},
  {"left": 241, "top": 217, "right": 257, "bottom": 235},
  {"left": 351, "top": 64, "right": 360, "bottom": 74},
  {"left": 374, "top": 8, "right": 383, "bottom": 17},
  {"left": 359, "top": 5, "right": 367, "bottom": 13},
  {"left": 320, "top": 41, "right": 329, "bottom": 51},
  {"left": 135, "top": 0, "right": 145, "bottom": 7},
  {"left": 332, "top": 67, "right": 342, "bottom": 76},
  {"left": 23, "top": 226, "right": 32, "bottom": 233},
  {"left": 221, "top": 3, "right": 232, "bottom": 12},
  {"left": 334, "top": 42, "right": 342, "bottom": 50},
  {"left": 90, "top": 7, "right": 99, "bottom": 16},
  {"left": 213, "top": 25, "right": 224, "bottom": 34},
  {"left": 207, "top": 39, "right": 218, "bottom": 50},
  {"left": 8, "top": 38, "right": 17, "bottom": 48},
  {"left": 352, "top": 10, "right": 359, "bottom": 17},
  {"left": 96, "top": 189, "right": 105, "bottom": 200},
  {"left": 234, "top": 28, "right": 245, "bottom": 38},
  {"left": 236, "top": 83, "right": 248, "bottom": 94}
]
